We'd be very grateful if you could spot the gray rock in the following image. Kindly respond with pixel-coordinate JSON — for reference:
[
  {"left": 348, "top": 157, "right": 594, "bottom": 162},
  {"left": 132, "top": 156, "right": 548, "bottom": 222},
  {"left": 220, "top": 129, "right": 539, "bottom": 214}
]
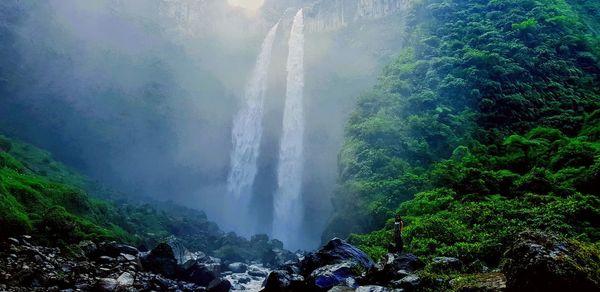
[
  {"left": 119, "top": 253, "right": 137, "bottom": 262},
  {"left": 329, "top": 286, "right": 356, "bottom": 292},
  {"left": 248, "top": 267, "right": 268, "bottom": 277},
  {"left": 301, "top": 238, "right": 374, "bottom": 277},
  {"left": 77, "top": 240, "right": 98, "bottom": 258},
  {"left": 356, "top": 285, "right": 404, "bottom": 292},
  {"left": 207, "top": 278, "right": 232, "bottom": 292},
  {"left": 308, "top": 261, "right": 360, "bottom": 290},
  {"left": 98, "top": 256, "right": 115, "bottom": 263},
  {"left": 96, "top": 278, "right": 118, "bottom": 291},
  {"left": 502, "top": 231, "right": 598, "bottom": 291},
  {"left": 393, "top": 275, "right": 421, "bottom": 290},
  {"left": 263, "top": 269, "right": 305, "bottom": 292},
  {"left": 431, "top": 257, "right": 461, "bottom": 270},
  {"left": 117, "top": 272, "right": 134, "bottom": 287},
  {"left": 227, "top": 262, "right": 247, "bottom": 273}
]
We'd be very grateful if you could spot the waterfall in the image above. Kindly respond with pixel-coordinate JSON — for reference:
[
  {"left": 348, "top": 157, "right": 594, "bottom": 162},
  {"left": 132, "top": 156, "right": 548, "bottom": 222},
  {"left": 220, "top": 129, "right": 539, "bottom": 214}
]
[
  {"left": 273, "top": 9, "right": 305, "bottom": 247},
  {"left": 226, "top": 23, "right": 279, "bottom": 235}
]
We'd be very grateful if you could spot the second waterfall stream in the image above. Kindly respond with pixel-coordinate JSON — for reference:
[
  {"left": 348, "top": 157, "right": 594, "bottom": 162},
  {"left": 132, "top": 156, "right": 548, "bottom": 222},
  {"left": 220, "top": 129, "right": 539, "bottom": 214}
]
[
  {"left": 226, "top": 22, "right": 279, "bottom": 236},
  {"left": 273, "top": 9, "right": 305, "bottom": 248}
]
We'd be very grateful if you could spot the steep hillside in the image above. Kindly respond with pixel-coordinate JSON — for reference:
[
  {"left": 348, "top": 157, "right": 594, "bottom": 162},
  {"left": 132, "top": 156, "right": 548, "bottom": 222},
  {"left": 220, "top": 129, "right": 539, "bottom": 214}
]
[
  {"left": 0, "top": 135, "right": 287, "bottom": 263},
  {"left": 325, "top": 0, "right": 600, "bottom": 264}
]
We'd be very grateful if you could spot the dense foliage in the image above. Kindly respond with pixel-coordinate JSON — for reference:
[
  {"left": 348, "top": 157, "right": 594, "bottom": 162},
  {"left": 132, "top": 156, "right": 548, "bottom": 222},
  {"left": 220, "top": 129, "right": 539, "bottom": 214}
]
[
  {"left": 325, "top": 0, "right": 600, "bottom": 265},
  {"left": 0, "top": 135, "right": 284, "bottom": 262}
]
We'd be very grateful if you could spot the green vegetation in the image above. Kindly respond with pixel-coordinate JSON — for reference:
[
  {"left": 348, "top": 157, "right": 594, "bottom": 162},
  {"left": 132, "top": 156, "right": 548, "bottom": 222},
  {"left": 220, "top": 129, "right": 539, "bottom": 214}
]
[
  {"left": 0, "top": 135, "right": 282, "bottom": 262},
  {"left": 327, "top": 0, "right": 600, "bottom": 267},
  {"left": 0, "top": 135, "right": 131, "bottom": 244}
]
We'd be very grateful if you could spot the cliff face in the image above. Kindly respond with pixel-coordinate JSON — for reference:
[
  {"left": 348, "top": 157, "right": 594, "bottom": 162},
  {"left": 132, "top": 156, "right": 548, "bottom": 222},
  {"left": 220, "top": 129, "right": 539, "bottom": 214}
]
[
  {"left": 303, "top": 0, "right": 410, "bottom": 32},
  {"left": 158, "top": 0, "right": 409, "bottom": 37}
]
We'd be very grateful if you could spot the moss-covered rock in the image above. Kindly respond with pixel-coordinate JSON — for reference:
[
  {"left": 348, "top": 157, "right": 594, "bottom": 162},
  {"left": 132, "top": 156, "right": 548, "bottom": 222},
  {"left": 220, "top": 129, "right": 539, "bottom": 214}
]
[{"left": 501, "top": 231, "right": 600, "bottom": 291}]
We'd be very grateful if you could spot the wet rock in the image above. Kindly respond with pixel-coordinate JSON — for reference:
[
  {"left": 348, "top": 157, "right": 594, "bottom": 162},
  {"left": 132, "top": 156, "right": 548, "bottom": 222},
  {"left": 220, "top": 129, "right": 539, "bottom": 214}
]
[
  {"left": 77, "top": 241, "right": 97, "bottom": 258},
  {"left": 263, "top": 269, "right": 306, "bottom": 292},
  {"left": 140, "top": 242, "right": 178, "bottom": 277},
  {"left": 329, "top": 286, "right": 356, "bottom": 292},
  {"left": 356, "top": 285, "right": 403, "bottom": 292},
  {"left": 119, "top": 253, "right": 137, "bottom": 262},
  {"left": 98, "top": 256, "right": 115, "bottom": 264},
  {"left": 300, "top": 238, "right": 374, "bottom": 277},
  {"left": 96, "top": 278, "right": 118, "bottom": 291},
  {"left": 502, "top": 231, "right": 599, "bottom": 292},
  {"left": 165, "top": 236, "right": 196, "bottom": 266},
  {"left": 183, "top": 262, "right": 218, "bottom": 286},
  {"left": 207, "top": 278, "right": 232, "bottom": 292},
  {"left": 308, "top": 261, "right": 360, "bottom": 290},
  {"left": 392, "top": 275, "right": 420, "bottom": 291},
  {"left": 361, "top": 253, "right": 424, "bottom": 286},
  {"left": 248, "top": 266, "right": 268, "bottom": 277},
  {"left": 227, "top": 262, "right": 247, "bottom": 273},
  {"left": 97, "top": 242, "right": 138, "bottom": 258},
  {"left": 116, "top": 272, "right": 134, "bottom": 287}
]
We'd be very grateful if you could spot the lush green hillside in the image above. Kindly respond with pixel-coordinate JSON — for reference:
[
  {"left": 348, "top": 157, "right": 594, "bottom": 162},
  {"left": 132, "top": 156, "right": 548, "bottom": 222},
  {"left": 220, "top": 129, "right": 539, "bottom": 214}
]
[
  {"left": 0, "top": 135, "right": 285, "bottom": 262},
  {"left": 325, "top": 0, "right": 600, "bottom": 264}
]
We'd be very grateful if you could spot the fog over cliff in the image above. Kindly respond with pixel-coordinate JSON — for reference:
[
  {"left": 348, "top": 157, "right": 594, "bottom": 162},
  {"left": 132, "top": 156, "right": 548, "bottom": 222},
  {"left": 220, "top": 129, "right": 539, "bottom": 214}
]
[{"left": 0, "top": 0, "right": 408, "bottom": 249}]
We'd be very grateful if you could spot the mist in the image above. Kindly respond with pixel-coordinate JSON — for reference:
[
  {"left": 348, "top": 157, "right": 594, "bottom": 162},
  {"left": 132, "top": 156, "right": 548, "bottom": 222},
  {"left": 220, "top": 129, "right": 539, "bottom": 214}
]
[{"left": 0, "top": 0, "right": 407, "bottom": 250}]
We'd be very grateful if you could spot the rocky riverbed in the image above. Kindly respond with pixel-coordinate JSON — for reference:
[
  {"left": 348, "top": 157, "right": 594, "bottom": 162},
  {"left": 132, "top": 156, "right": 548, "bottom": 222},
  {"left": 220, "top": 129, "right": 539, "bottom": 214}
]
[{"left": 1, "top": 232, "right": 597, "bottom": 291}]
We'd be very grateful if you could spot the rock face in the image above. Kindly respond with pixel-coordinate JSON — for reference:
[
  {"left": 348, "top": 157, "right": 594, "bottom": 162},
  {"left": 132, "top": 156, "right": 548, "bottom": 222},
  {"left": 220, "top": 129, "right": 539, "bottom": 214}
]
[
  {"left": 502, "top": 231, "right": 600, "bottom": 292},
  {"left": 302, "top": 0, "right": 411, "bottom": 32}
]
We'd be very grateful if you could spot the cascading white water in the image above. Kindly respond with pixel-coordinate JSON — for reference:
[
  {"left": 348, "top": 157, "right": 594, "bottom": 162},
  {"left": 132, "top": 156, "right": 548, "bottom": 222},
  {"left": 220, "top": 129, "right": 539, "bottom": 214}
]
[
  {"left": 226, "top": 23, "right": 279, "bottom": 235},
  {"left": 273, "top": 9, "right": 305, "bottom": 247}
]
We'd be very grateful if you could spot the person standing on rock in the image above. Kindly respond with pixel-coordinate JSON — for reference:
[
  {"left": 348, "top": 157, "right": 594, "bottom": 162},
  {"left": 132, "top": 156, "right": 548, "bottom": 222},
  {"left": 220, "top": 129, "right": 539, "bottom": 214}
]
[{"left": 393, "top": 214, "right": 404, "bottom": 253}]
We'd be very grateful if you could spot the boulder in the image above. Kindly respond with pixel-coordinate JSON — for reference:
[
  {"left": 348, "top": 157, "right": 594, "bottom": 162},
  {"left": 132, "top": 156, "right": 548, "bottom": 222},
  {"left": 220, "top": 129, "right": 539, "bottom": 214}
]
[
  {"left": 262, "top": 269, "right": 306, "bottom": 292},
  {"left": 502, "top": 231, "right": 600, "bottom": 292},
  {"left": 77, "top": 241, "right": 97, "bottom": 258},
  {"left": 96, "top": 278, "right": 118, "bottom": 291},
  {"left": 183, "top": 262, "right": 218, "bottom": 287},
  {"left": 248, "top": 265, "right": 269, "bottom": 277},
  {"left": 116, "top": 272, "right": 134, "bottom": 287},
  {"left": 97, "top": 241, "right": 138, "bottom": 258},
  {"left": 207, "top": 278, "right": 232, "bottom": 292},
  {"left": 140, "top": 237, "right": 217, "bottom": 286},
  {"left": 140, "top": 242, "right": 178, "bottom": 277},
  {"left": 308, "top": 261, "right": 360, "bottom": 290},
  {"left": 391, "top": 275, "right": 421, "bottom": 291},
  {"left": 300, "top": 238, "right": 374, "bottom": 277},
  {"left": 227, "top": 262, "right": 248, "bottom": 273},
  {"left": 165, "top": 236, "right": 196, "bottom": 266},
  {"left": 360, "top": 253, "right": 424, "bottom": 286}
]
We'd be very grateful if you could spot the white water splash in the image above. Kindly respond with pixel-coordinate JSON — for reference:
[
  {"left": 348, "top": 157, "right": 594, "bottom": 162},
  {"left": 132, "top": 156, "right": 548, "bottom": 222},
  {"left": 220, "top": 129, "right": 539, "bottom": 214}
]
[
  {"left": 226, "top": 23, "right": 279, "bottom": 235},
  {"left": 273, "top": 9, "right": 305, "bottom": 247}
]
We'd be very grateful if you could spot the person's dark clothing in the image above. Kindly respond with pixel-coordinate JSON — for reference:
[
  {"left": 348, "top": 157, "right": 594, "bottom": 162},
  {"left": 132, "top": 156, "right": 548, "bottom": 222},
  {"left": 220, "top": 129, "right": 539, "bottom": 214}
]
[{"left": 393, "top": 221, "right": 403, "bottom": 253}]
